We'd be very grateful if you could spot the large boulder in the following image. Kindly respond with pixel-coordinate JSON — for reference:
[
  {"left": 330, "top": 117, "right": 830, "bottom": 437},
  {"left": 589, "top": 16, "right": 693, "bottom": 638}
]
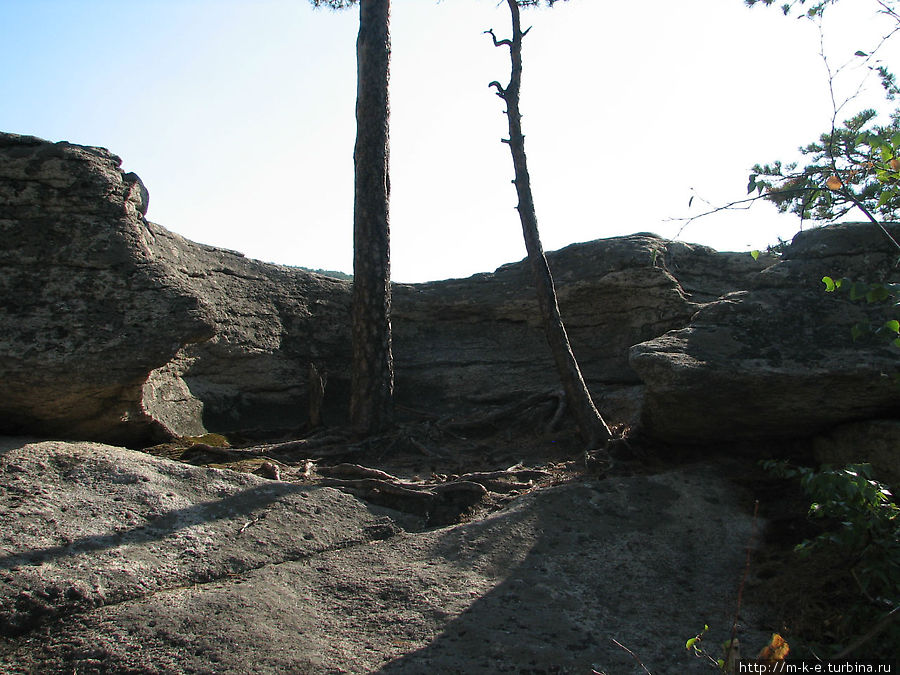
[
  {"left": 144, "top": 225, "right": 353, "bottom": 435},
  {"left": 0, "top": 133, "right": 354, "bottom": 444},
  {"left": 0, "top": 134, "right": 214, "bottom": 445},
  {"left": 630, "top": 223, "right": 900, "bottom": 443}
]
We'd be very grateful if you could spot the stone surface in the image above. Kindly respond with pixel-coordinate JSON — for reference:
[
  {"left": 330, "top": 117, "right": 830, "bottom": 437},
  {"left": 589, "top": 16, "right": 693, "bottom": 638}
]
[
  {"left": 0, "top": 438, "right": 397, "bottom": 637},
  {"left": 0, "top": 437, "right": 770, "bottom": 674},
  {"left": 811, "top": 418, "right": 900, "bottom": 488},
  {"left": 2, "top": 133, "right": 766, "bottom": 443},
  {"left": 630, "top": 223, "right": 900, "bottom": 443},
  {"left": 144, "top": 224, "right": 353, "bottom": 435},
  {"left": 0, "top": 132, "right": 352, "bottom": 444},
  {"left": 0, "top": 134, "right": 214, "bottom": 445},
  {"left": 392, "top": 235, "right": 761, "bottom": 421}
]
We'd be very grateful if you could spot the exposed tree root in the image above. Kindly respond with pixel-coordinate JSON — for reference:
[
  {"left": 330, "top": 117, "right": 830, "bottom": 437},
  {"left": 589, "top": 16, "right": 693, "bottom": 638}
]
[{"left": 143, "top": 397, "right": 615, "bottom": 525}]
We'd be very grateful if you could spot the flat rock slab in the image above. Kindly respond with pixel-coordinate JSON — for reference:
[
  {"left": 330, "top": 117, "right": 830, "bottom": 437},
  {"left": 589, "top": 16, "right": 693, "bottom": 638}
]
[
  {"left": 0, "top": 439, "right": 770, "bottom": 674},
  {"left": 0, "top": 439, "right": 396, "bottom": 636}
]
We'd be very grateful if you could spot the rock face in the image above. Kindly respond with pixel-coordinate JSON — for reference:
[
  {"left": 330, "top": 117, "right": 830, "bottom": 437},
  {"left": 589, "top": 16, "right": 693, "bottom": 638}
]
[
  {"left": 629, "top": 223, "right": 900, "bottom": 443},
  {"left": 2, "top": 132, "right": 898, "bottom": 447},
  {"left": 143, "top": 225, "right": 353, "bottom": 436},
  {"left": 392, "top": 235, "right": 760, "bottom": 420},
  {"left": 0, "top": 133, "right": 354, "bottom": 445},
  {"left": 0, "top": 134, "right": 214, "bottom": 445}
]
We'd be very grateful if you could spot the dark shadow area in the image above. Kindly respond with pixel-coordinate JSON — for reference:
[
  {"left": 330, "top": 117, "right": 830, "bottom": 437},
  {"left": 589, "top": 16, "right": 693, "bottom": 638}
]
[
  {"left": 0, "top": 437, "right": 39, "bottom": 458},
  {"left": 375, "top": 470, "right": 767, "bottom": 674}
]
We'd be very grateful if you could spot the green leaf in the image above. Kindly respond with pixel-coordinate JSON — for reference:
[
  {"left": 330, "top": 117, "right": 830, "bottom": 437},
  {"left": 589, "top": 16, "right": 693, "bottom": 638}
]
[
  {"left": 878, "top": 190, "right": 896, "bottom": 208},
  {"left": 823, "top": 276, "right": 835, "bottom": 292},
  {"left": 851, "top": 324, "right": 864, "bottom": 341},
  {"left": 685, "top": 637, "right": 698, "bottom": 650},
  {"left": 855, "top": 50, "right": 869, "bottom": 57},
  {"left": 866, "top": 285, "right": 890, "bottom": 303},
  {"left": 885, "top": 320, "right": 900, "bottom": 333},
  {"left": 750, "top": 250, "right": 760, "bottom": 261}
]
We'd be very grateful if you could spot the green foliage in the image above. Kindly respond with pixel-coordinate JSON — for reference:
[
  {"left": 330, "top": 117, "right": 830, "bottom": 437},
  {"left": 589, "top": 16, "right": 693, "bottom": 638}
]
[
  {"left": 761, "top": 460, "right": 900, "bottom": 604},
  {"left": 748, "top": 110, "right": 900, "bottom": 223},
  {"left": 685, "top": 625, "right": 760, "bottom": 673},
  {"left": 303, "top": 266, "right": 353, "bottom": 280},
  {"left": 309, "top": 0, "right": 357, "bottom": 9},
  {"left": 745, "top": 0, "right": 900, "bottom": 226},
  {"left": 744, "top": 0, "right": 835, "bottom": 17},
  {"left": 748, "top": 237, "right": 791, "bottom": 261},
  {"left": 685, "top": 624, "right": 728, "bottom": 671},
  {"left": 822, "top": 276, "right": 900, "bottom": 345},
  {"left": 684, "top": 624, "right": 725, "bottom": 673}
]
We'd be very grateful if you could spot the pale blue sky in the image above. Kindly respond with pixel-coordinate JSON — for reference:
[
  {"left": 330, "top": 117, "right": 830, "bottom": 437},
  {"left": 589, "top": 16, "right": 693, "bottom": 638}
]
[{"left": 1, "top": 0, "right": 897, "bottom": 281}]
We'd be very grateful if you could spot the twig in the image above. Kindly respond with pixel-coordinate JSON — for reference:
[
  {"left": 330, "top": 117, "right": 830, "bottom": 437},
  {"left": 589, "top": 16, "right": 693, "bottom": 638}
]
[
  {"left": 833, "top": 604, "right": 900, "bottom": 659},
  {"left": 317, "top": 463, "right": 399, "bottom": 481},
  {"left": 725, "top": 499, "right": 760, "bottom": 667},
  {"left": 609, "top": 638, "right": 652, "bottom": 675}
]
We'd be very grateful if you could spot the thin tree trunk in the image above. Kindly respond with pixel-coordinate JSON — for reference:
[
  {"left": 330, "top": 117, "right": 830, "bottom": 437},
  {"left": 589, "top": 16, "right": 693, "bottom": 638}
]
[
  {"left": 350, "top": 0, "right": 394, "bottom": 436},
  {"left": 488, "top": 0, "right": 611, "bottom": 449},
  {"left": 308, "top": 362, "right": 327, "bottom": 428}
]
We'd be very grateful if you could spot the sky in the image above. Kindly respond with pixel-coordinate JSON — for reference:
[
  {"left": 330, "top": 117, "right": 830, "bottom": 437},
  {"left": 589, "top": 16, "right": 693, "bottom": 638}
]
[{"left": 2, "top": 0, "right": 898, "bottom": 282}]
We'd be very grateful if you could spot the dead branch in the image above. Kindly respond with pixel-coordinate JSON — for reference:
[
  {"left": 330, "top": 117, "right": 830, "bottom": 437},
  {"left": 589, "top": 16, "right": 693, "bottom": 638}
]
[
  {"left": 457, "top": 469, "right": 551, "bottom": 493},
  {"left": 318, "top": 463, "right": 399, "bottom": 482},
  {"left": 483, "top": 28, "right": 511, "bottom": 48}
]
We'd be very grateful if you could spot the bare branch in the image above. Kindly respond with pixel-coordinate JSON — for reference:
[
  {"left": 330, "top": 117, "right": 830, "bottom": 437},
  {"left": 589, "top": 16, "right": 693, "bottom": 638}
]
[{"left": 483, "top": 28, "right": 512, "bottom": 48}]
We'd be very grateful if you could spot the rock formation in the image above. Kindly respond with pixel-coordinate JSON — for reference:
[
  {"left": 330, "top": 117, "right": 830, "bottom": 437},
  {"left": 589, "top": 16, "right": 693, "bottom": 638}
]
[
  {"left": 629, "top": 223, "right": 900, "bottom": 443},
  {"left": 1, "top": 132, "right": 898, "bottom": 458},
  {"left": 0, "top": 134, "right": 214, "bottom": 445}
]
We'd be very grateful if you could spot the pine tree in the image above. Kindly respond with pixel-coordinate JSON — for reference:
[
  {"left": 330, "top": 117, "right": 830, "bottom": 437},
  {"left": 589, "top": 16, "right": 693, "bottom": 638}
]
[{"left": 312, "top": 0, "right": 394, "bottom": 435}]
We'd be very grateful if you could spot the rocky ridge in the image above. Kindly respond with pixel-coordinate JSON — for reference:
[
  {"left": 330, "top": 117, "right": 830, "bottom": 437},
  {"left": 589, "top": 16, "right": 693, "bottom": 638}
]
[{"left": 2, "top": 132, "right": 898, "bottom": 456}]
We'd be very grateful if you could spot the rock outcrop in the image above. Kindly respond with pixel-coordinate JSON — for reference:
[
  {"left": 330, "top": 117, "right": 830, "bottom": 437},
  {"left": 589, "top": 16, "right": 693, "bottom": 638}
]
[
  {"left": 2, "top": 132, "right": 898, "bottom": 448},
  {"left": 392, "top": 234, "right": 762, "bottom": 420},
  {"left": 0, "top": 132, "right": 756, "bottom": 444},
  {"left": 629, "top": 223, "right": 900, "bottom": 443},
  {"left": 0, "top": 134, "right": 214, "bottom": 445}
]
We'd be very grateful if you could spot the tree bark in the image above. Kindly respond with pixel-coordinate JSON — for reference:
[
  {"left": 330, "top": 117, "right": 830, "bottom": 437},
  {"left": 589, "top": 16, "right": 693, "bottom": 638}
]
[
  {"left": 350, "top": 0, "right": 394, "bottom": 436},
  {"left": 488, "top": 0, "right": 611, "bottom": 449}
]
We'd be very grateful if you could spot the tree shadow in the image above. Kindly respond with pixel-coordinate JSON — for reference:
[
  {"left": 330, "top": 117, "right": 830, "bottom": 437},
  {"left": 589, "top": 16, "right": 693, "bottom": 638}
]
[
  {"left": 0, "top": 480, "right": 316, "bottom": 571},
  {"left": 375, "top": 471, "right": 768, "bottom": 674}
]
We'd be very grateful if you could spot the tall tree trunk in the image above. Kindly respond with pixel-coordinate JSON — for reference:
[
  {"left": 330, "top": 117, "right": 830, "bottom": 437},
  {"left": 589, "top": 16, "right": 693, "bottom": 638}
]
[
  {"left": 350, "top": 0, "right": 394, "bottom": 436},
  {"left": 488, "top": 0, "right": 611, "bottom": 449}
]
